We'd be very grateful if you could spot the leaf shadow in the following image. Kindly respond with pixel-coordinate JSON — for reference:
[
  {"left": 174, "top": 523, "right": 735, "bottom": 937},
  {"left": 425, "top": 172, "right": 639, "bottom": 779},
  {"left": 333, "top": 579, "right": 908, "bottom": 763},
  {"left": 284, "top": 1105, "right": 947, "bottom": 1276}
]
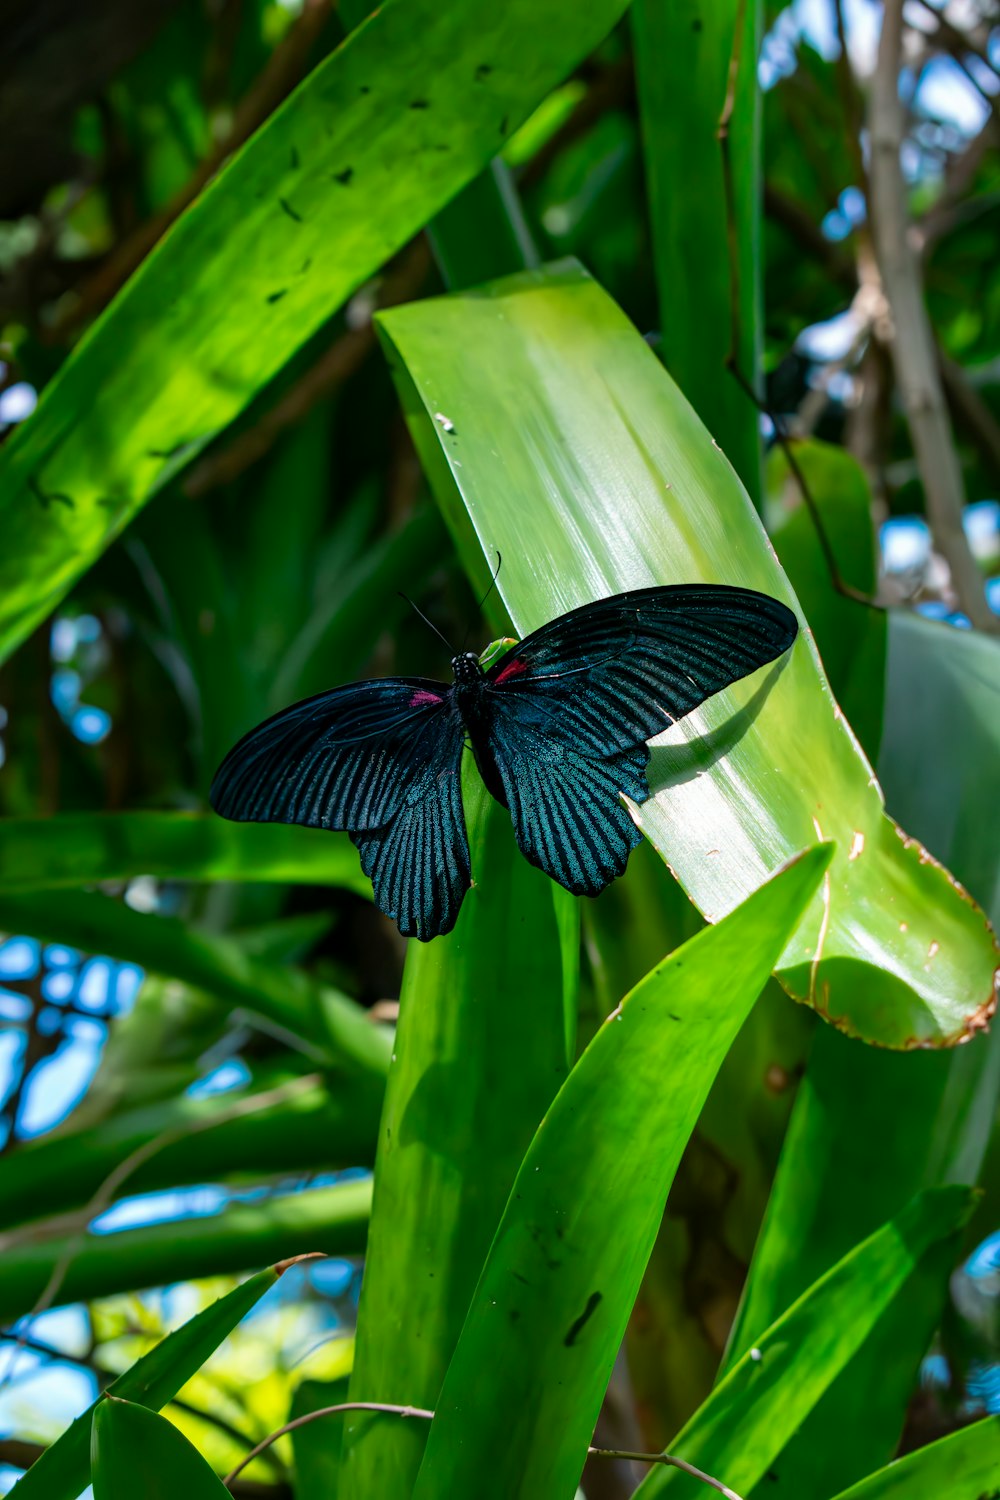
[{"left": 644, "top": 653, "right": 792, "bottom": 796}]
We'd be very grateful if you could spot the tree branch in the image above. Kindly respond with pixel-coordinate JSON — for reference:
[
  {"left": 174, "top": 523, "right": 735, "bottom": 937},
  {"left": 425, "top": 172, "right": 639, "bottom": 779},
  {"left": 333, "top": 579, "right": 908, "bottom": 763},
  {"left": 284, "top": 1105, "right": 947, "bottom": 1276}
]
[{"left": 869, "top": 0, "right": 997, "bottom": 631}]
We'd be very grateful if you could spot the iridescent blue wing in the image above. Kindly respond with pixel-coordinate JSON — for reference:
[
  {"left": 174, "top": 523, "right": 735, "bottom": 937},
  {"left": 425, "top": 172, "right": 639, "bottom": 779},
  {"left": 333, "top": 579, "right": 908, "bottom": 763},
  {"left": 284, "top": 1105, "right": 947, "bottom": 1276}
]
[
  {"left": 210, "top": 679, "right": 469, "bottom": 940},
  {"left": 481, "top": 584, "right": 797, "bottom": 896}
]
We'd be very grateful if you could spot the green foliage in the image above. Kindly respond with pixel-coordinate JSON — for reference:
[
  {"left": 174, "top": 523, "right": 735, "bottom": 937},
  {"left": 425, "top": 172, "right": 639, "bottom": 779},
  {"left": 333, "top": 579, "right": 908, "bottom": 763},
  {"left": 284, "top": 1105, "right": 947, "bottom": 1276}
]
[
  {"left": 10, "top": 1266, "right": 282, "bottom": 1500},
  {"left": 91, "top": 1399, "right": 231, "bottom": 1498},
  {"left": 412, "top": 848, "right": 829, "bottom": 1499},
  {"left": 1, "top": 2, "right": 998, "bottom": 1497},
  {"left": 378, "top": 264, "right": 997, "bottom": 1046}
]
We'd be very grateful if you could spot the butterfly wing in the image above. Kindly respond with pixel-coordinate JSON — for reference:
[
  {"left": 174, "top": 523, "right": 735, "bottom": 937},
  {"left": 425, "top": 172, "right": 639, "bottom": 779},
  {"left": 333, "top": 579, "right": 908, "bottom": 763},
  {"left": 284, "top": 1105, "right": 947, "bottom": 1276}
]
[
  {"left": 210, "top": 679, "right": 469, "bottom": 940},
  {"left": 480, "top": 585, "right": 798, "bottom": 896}
]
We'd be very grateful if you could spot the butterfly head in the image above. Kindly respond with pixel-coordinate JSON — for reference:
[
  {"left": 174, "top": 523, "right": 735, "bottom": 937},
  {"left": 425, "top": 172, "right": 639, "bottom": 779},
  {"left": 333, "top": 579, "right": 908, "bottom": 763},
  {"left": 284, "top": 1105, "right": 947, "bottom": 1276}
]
[{"left": 451, "top": 651, "right": 483, "bottom": 685}]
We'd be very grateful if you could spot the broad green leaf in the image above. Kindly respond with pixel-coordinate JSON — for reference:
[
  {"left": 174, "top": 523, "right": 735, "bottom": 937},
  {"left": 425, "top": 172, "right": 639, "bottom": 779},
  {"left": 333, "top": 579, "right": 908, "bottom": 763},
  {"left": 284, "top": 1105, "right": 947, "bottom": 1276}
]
[
  {"left": 0, "top": 1178, "right": 370, "bottom": 1325},
  {"left": 0, "top": 1075, "right": 378, "bottom": 1234},
  {"left": 633, "top": 0, "right": 762, "bottom": 502},
  {"left": 632, "top": 1186, "right": 975, "bottom": 1499},
  {"left": 411, "top": 846, "right": 830, "bottom": 1500},
  {"left": 724, "top": 447, "right": 1000, "bottom": 1494},
  {"left": 0, "top": 812, "right": 369, "bottom": 893},
  {"left": 341, "top": 770, "right": 578, "bottom": 1497},
  {"left": 0, "top": 0, "right": 631, "bottom": 666},
  {"left": 0, "top": 888, "right": 390, "bottom": 1080},
  {"left": 829, "top": 1417, "right": 1000, "bottom": 1500},
  {"left": 9, "top": 1260, "right": 282, "bottom": 1500},
  {"left": 92, "top": 1399, "right": 229, "bottom": 1499},
  {"left": 377, "top": 261, "right": 999, "bottom": 1047}
]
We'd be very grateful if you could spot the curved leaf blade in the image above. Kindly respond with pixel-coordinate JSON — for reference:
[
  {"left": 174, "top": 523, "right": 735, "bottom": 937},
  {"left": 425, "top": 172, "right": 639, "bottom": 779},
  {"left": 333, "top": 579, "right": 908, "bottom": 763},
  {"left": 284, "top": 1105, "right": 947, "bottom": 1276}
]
[
  {"left": 0, "top": 0, "right": 630, "bottom": 665},
  {"left": 9, "top": 1261, "right": 284, "bottom": 1500},
  {"left": 92, "top": 1399, "right": 230, "bottom": 1499},
  {"left": 632, "top": 1185, "right": 975, "bottom": 1499},
  {"left": 828, "top": 1417, "right": 1000, "bottom": 1500},
  {"left": 0, "top": 812, "right": 369, "bottom": 893},
  {"left": 376, "top": 261, "right": 999, "bottom": 1048},
  {"left": 342, "top": 772, "right": 578, "bottom": 1497},
  {"left": 411, "top": 845, "right": 830, "bottom": 1500},
  {"left": 0, "top": 888, "right": 390, "bottom": 1079},
  {"left": 0, "top": 1180, "right": 371, "bottom": 1326}
]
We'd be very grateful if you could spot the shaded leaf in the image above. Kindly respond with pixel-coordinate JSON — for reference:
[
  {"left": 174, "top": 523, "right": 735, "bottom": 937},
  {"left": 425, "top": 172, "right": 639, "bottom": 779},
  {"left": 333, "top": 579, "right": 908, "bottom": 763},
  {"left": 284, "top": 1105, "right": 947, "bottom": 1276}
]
[
  {"left": 633, "top": 1186, "right": 976, "bottom": 1498},
  {"left": 0, "top": 1180, "right": 370, "bottom": 1325},
  {"left": 92, "top": 1399, "right": 230, "bottom": 1499},
  {"left": 0, "top": 812, "right": 369, "bottom": 894}
]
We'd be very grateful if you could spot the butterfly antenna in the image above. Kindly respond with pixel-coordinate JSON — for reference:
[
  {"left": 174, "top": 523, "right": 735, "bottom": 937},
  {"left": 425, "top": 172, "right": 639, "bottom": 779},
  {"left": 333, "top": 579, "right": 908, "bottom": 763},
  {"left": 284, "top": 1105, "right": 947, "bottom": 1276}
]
[
  {"left": 397, "top": 593, "right": 455, "bottom": 653},
  {"left": 461, "top": 552, "right": 503, "bottom": 650}
]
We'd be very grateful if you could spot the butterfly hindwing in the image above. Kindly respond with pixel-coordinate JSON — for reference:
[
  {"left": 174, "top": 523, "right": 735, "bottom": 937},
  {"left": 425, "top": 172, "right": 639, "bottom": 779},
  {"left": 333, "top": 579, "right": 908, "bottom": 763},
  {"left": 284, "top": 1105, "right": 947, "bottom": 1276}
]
[
  {"left": 480, "top": 585, "right": 797, "bottom": 894},
  {"left": 209, "top": 679, "right": 470, "bottom": 940},
  {"left": 484, "top": 706, "right": 645, "bottom": 895}
]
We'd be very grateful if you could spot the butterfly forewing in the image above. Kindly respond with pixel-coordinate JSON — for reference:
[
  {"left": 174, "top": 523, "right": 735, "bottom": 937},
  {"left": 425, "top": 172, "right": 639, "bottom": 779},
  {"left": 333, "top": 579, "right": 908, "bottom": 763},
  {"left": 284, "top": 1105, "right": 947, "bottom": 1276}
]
[
  {"left": 210, "top": 678, "right": 470, "bottom": 940},
  {"left": 479, "top": 585, "right": 797, "bottom": 892}
]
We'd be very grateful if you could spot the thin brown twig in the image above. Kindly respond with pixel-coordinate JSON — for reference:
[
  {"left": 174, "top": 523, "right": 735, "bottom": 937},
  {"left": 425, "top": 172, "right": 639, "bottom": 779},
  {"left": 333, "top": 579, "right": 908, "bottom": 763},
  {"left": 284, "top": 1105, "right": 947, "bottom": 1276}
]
[
  {"left": 869, "top": 0, "right": 998, "bottom": 631},
  {"left": 727, "top": 358, "right": 878, "bottom": 607},
  {"left": 716, "top": 1, "right": 878, "bottom": 607},
  {"left": 938, "top": 349, "right": 1000, "bottom": 482},
  {"left": 220, "top": 1400, "right": 746, "bottom": 1500},
  {"left": 588, "top": 1447, "right": 745, "bottom": 1500}
]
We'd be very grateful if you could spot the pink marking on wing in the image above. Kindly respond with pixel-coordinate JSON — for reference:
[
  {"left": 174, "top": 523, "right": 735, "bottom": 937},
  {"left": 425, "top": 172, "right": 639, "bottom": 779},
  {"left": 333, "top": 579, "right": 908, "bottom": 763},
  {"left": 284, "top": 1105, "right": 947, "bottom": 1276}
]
[
  {"left": 410, "top": 689, "right": 444, "bottom": 706},
  {"left": 494, "top": 656, "right": 529, "bottom": 684}
]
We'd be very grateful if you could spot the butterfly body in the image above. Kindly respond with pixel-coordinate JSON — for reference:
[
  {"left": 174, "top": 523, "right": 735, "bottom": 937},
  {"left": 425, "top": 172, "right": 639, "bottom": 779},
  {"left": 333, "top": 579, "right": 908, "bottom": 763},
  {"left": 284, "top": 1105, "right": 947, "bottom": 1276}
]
[{"left": 211, "top": 584, "right": 798, "bottom": 941}]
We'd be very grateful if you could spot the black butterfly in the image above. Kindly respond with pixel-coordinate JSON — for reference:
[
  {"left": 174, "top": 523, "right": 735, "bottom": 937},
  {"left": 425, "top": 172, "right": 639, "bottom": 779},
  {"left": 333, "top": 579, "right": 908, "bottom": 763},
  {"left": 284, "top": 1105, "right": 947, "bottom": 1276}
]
[{"left": 210, "top": 585, "right": 797, "bottom": 941}]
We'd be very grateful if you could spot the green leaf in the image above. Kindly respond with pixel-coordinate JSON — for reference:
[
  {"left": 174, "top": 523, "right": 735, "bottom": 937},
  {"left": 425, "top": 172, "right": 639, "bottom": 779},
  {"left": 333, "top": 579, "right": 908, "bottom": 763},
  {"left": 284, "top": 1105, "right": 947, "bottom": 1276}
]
[
  {"left": 0, "top": 812, "right": 369, "bottom": 893},
  {"left": 0, "top": 1075, "right": 378, "bottom": 1234},
  {"left": 92, "top": 1399, "right": 230, "bottom": 1499},
  {"left": 828, "top": 1417, "right": 1000, "bottom": 1500},
  {"left": 0, "top": 0, "right": 631, "bottom": 666},
  {"left": 291, "top": 1376, "right": 350, "bottom": 1499},
  {"left": 632, "top": 1186, "right": 976, "bottom": 1499},
  {"left": 0, "top": 888, "right": 390, "bottom": 1079},
  {"left": 726, "top": 448, "right": 1000, "bottom": 1494},
  {"left": 0, "top": 1179, "right": 370, "bottom": 1325},
  {"left": 411, "top": 845, "right": 830, "bottom": 1500},
  {"left": 376, "top": 261, "right": 999, "bottom": 1047},
  {"left": 633, "top": 0, "right": 762, "bottom": 501},
  {"left": 341, "top": 770, "right": 578, "bottom": 1497},
  {"left": 9, "top": 1260, "right": 282, "bottom": 1500}
]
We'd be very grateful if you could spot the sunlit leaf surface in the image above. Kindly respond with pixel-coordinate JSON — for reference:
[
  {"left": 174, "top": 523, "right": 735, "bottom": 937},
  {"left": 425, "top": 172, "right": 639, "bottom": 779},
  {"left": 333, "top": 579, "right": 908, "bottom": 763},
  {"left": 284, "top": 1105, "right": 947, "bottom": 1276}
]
[
  {"left": 0, "top": 0, "right": 630, "bottom": 664},
  {"left": 342, "top": 773, "right": 577, "bottom": 1498},
  {"left": 412, "top": 848, "right": 829, "bottom": 1500},
  {"left": 377, "top": 261, "right": 998, "bottom": 1047},
  {"left": 10, "top": 1264, "right": 281, "bottom": 1500}
]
